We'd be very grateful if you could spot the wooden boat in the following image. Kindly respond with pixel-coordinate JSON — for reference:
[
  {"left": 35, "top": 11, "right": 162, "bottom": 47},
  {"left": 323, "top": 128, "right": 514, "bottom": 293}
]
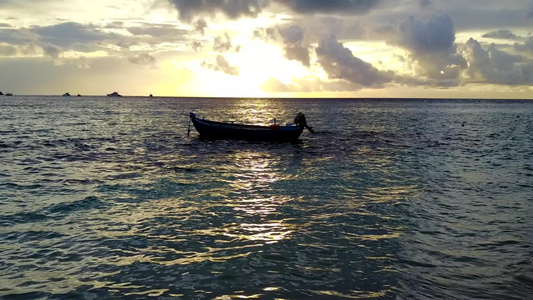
[{"left": 189, "top": 112, "right": 309, "bottom": 141}]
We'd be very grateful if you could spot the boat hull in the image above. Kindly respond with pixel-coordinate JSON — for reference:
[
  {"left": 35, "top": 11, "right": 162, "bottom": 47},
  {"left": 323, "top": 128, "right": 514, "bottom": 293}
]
[{"left": 190, "top": 113, "right": 304, "bottom": 141}]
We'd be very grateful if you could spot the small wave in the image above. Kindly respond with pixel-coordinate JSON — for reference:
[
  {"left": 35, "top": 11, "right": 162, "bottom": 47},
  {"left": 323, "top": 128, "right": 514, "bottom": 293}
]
[
  {"left": 47, "top": 196, "right": 111, "bottom": 214},
  {"left": 0, "top": 196, "right": 112, "bottom": 227},
  {"left": 1, "top": 182, "right": 43, "bottom": 190},
  {"left": 397, "top": 258, "right": 437, "bottom": 268},
  {"left": 515, "top": 273, "right": 533, "bottom": 285}
]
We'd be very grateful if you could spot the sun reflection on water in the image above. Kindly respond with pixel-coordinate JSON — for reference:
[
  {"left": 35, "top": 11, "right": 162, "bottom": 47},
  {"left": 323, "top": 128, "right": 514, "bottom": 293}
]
[{"left": 220, "top": 149, "right": 295, "bottom": 244}]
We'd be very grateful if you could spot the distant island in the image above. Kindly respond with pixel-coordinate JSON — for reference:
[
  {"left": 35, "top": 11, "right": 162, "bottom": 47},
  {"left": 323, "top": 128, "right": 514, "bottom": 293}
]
[
  {"left": 62, "top": 92, "right": 70, "bottom": 97},
  {"left": 0, "top": 91, "right": 3, "bottom": 96},
  {"left": 107, "top": 92, "right": 122, "bottom": 97}
]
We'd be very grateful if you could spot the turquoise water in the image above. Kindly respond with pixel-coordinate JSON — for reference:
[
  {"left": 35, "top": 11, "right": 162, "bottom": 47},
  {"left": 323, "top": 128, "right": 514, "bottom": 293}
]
[{"left": 0, "top": 96, "right": 532, "bottom": 299}]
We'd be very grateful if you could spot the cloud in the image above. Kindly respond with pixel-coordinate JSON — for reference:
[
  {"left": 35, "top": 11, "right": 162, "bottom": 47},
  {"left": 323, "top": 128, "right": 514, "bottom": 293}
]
[
  {"left": 253, "top": 27, "right": 277, "bottom": 41},
  {"left": 482, "top": 29, "right": 520, "bottom": 40},
  {"left": 261, "top": 76, "right": 362, "bottom": 93},
  {"left": 201, "top": 55, "right": 239, "bottom": 76},
  {"left": 194, "top": 19, "right": 208, "bottom": 34},
  {"left": 42, "top": 44, "right": 62, "bottom": 59},
  {"left": 279, "top": 25, "right": 304, "bottom": 45},
  {"left": 279, "top": 25, "right": 310, "bottom": 66},
  {"left": 104, "top": 21, "right": 124, "bottom": 29},
  {"left": 32, "top": 22, "right": 117, "bottom": 52},
  {"left": 128, "top": 53, "right": 156, "bottom": 67},
  {"left": 393, "top": 12, "right": 455, "bottom": 54},
  {"left": 213, "top": 33, "right": 240, "bottom": 52},
  {"left": 390, "top": 12, "right": 467, "bottom": 81},
  {"left": 419, "top": 0, "right": 433, "bottom": 9},
  {"left": 166, "top": 0, "right": 384, "bottom": 23},
  {"left": 275, "top": 0, "right": 383, "bottom": 15},
  {"left": 316, "top": 35, "right": 393, "bottom": 87},
  {"left": 461, "top": 38, "right": 533, "bottom": 85},
  {"left": 285, "top": 46, "right": 310, "bottom": 67},
  {"left": 514, "top": 37, "right": 533, "bottom": 53},
  {"left": 0, "top": 44, "right": 17, "bottom": 56},
  {"left": 167, "top": 0, "right": 267, "bottom": 21},
  {"left": 127, "top": 24, "right": 188, "bottom": 38},
  {"left": 191, "top": 41, "right": 203, "bottom": 52},
  {"left": 0, "top": 27, "right": 40, "bottom": 46}
]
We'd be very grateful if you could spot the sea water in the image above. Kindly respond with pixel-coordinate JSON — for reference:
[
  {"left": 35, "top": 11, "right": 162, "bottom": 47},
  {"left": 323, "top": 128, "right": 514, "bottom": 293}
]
[{"left": 0, "top": 96, "right": 532, "bottom": 299}]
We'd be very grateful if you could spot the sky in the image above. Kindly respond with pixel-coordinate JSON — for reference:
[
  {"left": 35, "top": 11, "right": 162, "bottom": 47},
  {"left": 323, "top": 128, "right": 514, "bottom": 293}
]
[{"left": 0, "top": 0, "right": 532, "bottom": 98}]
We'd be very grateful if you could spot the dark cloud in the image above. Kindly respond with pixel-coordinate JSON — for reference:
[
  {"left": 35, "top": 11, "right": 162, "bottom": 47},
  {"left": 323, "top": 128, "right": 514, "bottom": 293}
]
[
  {"left": 446, "top": 7, "right": 528, "bottom": 31},
  {"left": 279, "top": 25, "right": 304, "bottom": 45},
  {"left": 0, "top": 28, "right": 39, "bottom": 46},
  {"left": 167, "top": 0, "right": 383, "bottom": 23},
  {"left": 482, "top": 30, "right": 520, "bottom": 40},
  {"left": 405, "top": 51, "right": 467, "bottom": 81},
  {"left": 390, "top": 12, "right": 466, "bottom": 81},
  {"left": 461, "top": 38, "right": 533, "bottom": 85},
  {"left": 167, "top": 0, "right": 267, "bottom": 21},
  {"left": 201, "top": 55, "right": 239, "bottom": 76},
  {"left": 0, "top": 23, "right": 11, "bottom": 28},
  {"left": 42, "top": 44, "right": 62, "bottom": 58},
  {"left": 194, "top": 19, "right": 208, "bottom": 34},
  {"left": 394, "top": 12, "right": 455, "bottom": 54},
  {"left": 285, "top": 46, "right": 310, "bottom": 66},
  {"left": 0, "top": 27, "right": 62, "bottom": 58},
  {"left": 316, "top": 35, "right": 393, "bottom": 87},
  {"left": 279, "top": 25, "right": 310, "bottom": 66},
  {"left": 128, "top": 53, "right": 156, "bottom": 67},
  {"left": 32, "top": 22, "right": 117, "bottom": 52},
  {"left": 276, "top": 0, "right": 383, "bottom": 15}
]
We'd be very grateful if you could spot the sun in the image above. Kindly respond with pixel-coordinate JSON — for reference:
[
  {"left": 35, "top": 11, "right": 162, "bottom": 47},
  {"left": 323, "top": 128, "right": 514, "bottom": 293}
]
[{"left": 174, "top": 39, "right": 311, "bottom": 98}]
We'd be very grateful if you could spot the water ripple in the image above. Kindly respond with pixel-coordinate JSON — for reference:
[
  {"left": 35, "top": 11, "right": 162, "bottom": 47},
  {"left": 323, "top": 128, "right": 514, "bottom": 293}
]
[{"left": 0, "top": 97, "right": 532, "bottom": 299}]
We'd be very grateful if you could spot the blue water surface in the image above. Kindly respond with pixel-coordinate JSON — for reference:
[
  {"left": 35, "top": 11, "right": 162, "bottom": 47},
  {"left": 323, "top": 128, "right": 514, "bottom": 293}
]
[{"left": 0, "top": 96, "right": 532, "bottom": 299}]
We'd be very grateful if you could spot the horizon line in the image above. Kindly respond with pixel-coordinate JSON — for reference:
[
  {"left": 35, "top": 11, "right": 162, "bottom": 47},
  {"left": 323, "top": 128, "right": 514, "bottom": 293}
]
[{"left": 1, "top": 94, "right": 532, "bottom": 101}]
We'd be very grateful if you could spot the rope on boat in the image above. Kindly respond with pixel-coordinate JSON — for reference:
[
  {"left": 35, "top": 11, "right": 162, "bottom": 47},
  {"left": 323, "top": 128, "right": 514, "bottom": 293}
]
[{"left": 187, "top": 112, "right": 192, "bottom": 136}]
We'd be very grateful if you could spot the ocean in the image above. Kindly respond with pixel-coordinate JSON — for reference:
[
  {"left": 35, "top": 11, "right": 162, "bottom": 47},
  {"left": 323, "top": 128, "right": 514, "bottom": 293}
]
[{"left": 0, "top": 96, "right": 532, "bottom": 299}]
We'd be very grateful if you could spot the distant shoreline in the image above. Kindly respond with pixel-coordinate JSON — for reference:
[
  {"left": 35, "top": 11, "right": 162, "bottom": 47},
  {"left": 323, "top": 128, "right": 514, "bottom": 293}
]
[{"left": 1, "top": 95, "right": 532, "bottom": 101}]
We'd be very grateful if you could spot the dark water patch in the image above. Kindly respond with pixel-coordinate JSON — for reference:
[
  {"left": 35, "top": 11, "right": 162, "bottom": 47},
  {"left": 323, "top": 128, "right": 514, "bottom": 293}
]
[
  {"left": 0, "top": 211, "right": 48, "bottom": 227},
  {"left": 0, "top": 292, "right": 52, "bottom": 300},
  {"left": 108, "top": 172, "right": 143, "bottom": 180},
  {"left": 47, "top": 196, "right": 111, "bottom": 214},
  {"left": 1, "top": 182, "right": 43, "bottom": 190},
  {"left": 0, "top": 196, "right": 111, "bottom": 227},
  {"left": 2, "top": 230, "right": 65, "bottom": 243},
  {"left": 98, "top": 179, "right": 195, "bottom": 203}
]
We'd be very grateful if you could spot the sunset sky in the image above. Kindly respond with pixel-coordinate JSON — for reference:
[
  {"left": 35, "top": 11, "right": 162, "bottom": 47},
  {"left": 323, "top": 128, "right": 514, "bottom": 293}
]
[{"left": 1, "top": 0, "right": 532, "bottom": 98}]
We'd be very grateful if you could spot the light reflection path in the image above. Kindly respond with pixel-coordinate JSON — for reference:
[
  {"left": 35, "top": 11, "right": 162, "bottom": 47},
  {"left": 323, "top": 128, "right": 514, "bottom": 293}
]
[{"left": 223, "top": 149, "right": 295, "bottom": 244}]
